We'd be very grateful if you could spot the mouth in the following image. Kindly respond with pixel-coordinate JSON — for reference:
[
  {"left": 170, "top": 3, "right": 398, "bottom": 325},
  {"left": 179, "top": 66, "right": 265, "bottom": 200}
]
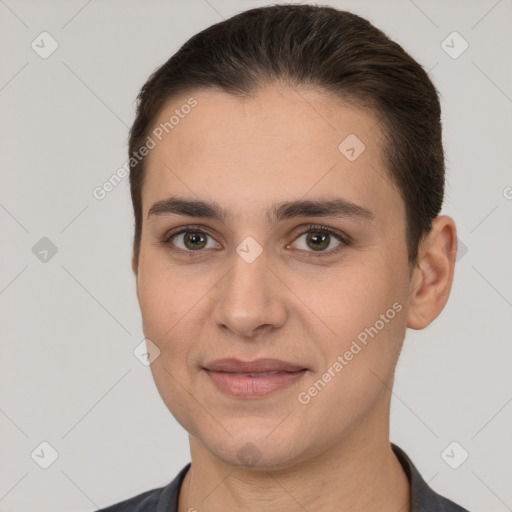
[{"left": 203, "top": 358, "right": 308, "bottom": 398}]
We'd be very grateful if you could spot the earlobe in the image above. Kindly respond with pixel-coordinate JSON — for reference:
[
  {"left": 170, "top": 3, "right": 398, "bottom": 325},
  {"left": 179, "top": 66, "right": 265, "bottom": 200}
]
[{"left": 406, "top": 216, "right": 457, "bottom": 330}]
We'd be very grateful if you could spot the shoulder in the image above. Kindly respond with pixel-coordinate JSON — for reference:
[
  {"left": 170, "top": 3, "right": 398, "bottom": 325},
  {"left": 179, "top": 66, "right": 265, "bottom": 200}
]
[
  {"left": 96, "top": 486, "right": 164, "bottom": 512},
  {"left": 391, "top": 444, "right": 470, "bottom": 512},
  {"left": 95, "top": 463, "right": 191, "bottom": 512}
]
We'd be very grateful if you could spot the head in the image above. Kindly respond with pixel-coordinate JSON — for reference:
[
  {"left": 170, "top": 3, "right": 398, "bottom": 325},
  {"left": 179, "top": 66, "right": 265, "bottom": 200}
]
[{"left": 129, "top": 5, "right": 457, "bottom": 469}]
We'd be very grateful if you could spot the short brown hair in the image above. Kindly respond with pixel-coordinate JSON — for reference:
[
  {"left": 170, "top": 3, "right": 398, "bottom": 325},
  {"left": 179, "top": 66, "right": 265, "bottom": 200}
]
[{"left": 128, "top": 4, "right": 444, "bottom": 269}]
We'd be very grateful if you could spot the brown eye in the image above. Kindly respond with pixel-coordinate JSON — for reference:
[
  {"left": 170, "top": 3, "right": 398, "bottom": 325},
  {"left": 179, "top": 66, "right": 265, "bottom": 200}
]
[
  {"left": 290, "top": 225, "right": 348, "bottom": 255},
  {"left": 182, "top": 231, "right": 208, "bottom": 250},
  {"left": 165, "top": 229, "right": 220, "bottom": 252},
  {"left": 305, "top": 231, "right": 331, "bottom": 251}
]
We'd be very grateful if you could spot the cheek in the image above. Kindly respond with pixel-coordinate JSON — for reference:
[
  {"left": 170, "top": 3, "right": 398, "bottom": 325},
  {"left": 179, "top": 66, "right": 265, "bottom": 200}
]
[
  {"left": 311, "top": 263, "right": 390, "bottom": 332},
  {"left": 137, "top": 266, "right": 207, "bottom": 432},
  {"left": 307, "top": 257, "right": 408, "bottom": 378},
  {"left": 296, "top": 272, "right": 407, "bottom": 429},
  {"left": 137, "top": 258, "right": 196, "bottom": 337},
  {"left": 136, "top": 261, "right": 216, "bottom": 372}
]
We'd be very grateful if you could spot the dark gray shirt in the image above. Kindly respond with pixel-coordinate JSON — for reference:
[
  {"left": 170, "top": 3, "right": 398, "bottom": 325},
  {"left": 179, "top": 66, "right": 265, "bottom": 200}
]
[{"left": 96, "top": 444, "right": 469, "bottom": 511}]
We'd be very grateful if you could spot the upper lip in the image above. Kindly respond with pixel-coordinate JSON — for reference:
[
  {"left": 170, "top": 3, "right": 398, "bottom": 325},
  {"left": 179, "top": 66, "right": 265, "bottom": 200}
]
[{"left": 203, "top": 358, "right": 307, "bottom": 373}]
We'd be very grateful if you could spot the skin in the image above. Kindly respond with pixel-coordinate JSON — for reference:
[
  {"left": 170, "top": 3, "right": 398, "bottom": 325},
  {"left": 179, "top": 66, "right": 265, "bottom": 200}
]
[{"left": 132, "top": 84, "right": 457, "bottom": 512}]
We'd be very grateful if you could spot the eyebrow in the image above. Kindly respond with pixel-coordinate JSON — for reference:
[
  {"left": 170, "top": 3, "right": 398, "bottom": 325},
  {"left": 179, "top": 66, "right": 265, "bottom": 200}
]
[{"left": 148, "top": 196, "right": 374, "bottom": 224}]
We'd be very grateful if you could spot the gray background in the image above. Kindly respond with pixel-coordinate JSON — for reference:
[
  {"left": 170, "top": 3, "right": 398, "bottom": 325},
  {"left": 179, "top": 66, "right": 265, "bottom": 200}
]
[{"left": 0, "top": 0, "right": 511, "bottom": 510}]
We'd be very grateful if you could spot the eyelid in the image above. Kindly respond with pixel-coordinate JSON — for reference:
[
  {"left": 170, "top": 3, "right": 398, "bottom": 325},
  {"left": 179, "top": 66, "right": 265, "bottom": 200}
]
[
  {"left": 161, "top": 224, "right": 221, "bottom": 248},
  {"left": 291, "top": 223, "right": 351, "bottom": 244},
  {"left": 286, "top": 223, "right": 350, "bottom": 257}
]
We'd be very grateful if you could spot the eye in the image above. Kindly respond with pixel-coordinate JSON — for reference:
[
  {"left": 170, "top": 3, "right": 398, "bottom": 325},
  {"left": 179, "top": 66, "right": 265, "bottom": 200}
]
[
  {"left": 163, "top": 226, "right": 220, "bottom": 252},
  {"left": 289, "top": 224, "right": 349, "bottom": 255},
  {"left": 161, "top": 224, "right": 350, "bottom": 257}
]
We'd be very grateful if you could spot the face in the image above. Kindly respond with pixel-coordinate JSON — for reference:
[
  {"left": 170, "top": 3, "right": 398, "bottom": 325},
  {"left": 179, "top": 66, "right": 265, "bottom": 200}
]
[{"left": 134, "top": 85, "right": 414, "bottom": 469}]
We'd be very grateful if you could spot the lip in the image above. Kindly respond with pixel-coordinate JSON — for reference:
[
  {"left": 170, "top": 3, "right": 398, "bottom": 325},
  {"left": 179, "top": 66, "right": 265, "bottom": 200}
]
[
  {"left": 203, "top": 358, "right": 308, "bottom": 398},
  {"left": 204, "top": 357, "right": 307, "bottom": 373}
]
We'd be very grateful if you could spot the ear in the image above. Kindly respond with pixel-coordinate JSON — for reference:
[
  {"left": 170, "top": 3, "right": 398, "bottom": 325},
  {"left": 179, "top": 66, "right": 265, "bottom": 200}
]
[
  {"left": 406, "top": 215, "right": 458, "bottom": 330},
  {"left": 132, "top": 253, "right": 138, "bottom": 276},
  {"left": 132, "top": 252, "right": 142, "bottom": 309}
]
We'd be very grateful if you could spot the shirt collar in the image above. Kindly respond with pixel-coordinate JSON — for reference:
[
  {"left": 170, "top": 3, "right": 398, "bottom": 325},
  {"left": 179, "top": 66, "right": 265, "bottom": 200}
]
[{"left": 157, "top": 443, "right": 467, "bottom": 512}]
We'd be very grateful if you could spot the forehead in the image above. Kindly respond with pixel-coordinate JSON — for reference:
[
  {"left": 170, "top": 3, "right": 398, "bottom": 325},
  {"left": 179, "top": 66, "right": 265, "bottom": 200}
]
[
  {"left": 149, "top": 85, "right": 384, "bottom": 163},
  {"left": 142, "top": 84, "right": 401, "bottom": 225}
]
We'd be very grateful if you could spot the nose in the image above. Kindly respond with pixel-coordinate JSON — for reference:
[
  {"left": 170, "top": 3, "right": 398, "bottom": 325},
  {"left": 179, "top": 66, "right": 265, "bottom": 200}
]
[{"left": 211, "top": 244, "right": 287, "bottom": 339}]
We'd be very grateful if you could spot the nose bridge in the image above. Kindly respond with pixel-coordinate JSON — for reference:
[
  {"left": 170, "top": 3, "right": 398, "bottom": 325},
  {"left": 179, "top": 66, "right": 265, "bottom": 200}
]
[{"left": 212, "top": 239, "right": 286, "bottom": 336}]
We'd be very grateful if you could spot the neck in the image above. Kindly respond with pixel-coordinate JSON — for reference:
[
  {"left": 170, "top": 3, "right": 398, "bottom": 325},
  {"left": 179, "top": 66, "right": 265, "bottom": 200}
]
[{"left": 177, "top": 413, "right": 410, "bottom": 512}]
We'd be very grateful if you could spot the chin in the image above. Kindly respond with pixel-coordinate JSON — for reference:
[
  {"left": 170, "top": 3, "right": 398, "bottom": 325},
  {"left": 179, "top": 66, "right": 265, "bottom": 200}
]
[
  {"left": 216, "top": 442, "right": 300, "bottom": 471},
  {"left": 197, "top": 420, "right": 308, "bottom": 470}
]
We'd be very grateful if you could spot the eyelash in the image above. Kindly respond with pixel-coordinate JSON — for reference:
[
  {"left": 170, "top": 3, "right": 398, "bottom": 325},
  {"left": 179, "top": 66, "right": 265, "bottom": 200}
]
[{"left": 161, "top": 224, "right": 351, "bottom": 258}]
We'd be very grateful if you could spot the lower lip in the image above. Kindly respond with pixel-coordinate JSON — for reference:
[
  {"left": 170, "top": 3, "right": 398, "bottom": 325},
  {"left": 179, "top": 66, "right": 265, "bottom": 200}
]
[{"left": 204, "top": 369, "right": 307, "bottom": 398}]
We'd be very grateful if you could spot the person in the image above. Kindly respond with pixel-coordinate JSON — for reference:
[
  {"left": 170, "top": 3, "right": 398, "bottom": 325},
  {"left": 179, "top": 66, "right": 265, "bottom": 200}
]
[{"left": 98, "top": 4, "right": 469, "bottom": 511}]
